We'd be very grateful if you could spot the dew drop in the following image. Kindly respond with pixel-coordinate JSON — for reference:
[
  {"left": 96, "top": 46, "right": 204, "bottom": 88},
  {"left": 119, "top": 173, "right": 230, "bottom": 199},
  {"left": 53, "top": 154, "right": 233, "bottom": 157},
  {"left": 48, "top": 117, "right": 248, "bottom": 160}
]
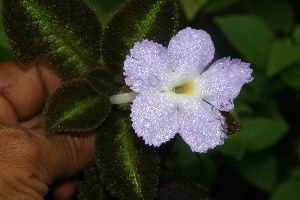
[
  {"left": 132, "top": 79, "right": 143, "bottom": 87},
  {"left": 228, "top": 73, "right": 234, "bottom": 78},
  {"left": 144, "top": 120, "right": 151, "bottom": 129},
  {"left": 195, "top": 135, "right": 204, "bottom": 146},
  {"left": 195, "top": 136, "right": 202, "bottom": 143},
  {"left": 149, "top": 75, "right": 159, "bottom": 86},
  {"left": 151, "top": 138, "right": 159, "bottom": 146},
  {"left": 202, "top": 49, "right": 209, "bottom": 55}
]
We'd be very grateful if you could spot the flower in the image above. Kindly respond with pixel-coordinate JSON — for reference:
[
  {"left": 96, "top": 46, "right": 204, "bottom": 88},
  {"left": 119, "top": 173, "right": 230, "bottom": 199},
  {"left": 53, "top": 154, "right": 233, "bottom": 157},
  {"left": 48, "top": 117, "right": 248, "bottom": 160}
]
[{"left": 123, "top": 27, "right": 253, "bottom": 153}]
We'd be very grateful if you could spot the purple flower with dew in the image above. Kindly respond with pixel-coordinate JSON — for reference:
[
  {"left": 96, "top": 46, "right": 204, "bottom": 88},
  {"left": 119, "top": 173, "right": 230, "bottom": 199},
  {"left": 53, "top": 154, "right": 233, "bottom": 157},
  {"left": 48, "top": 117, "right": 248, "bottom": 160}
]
[{"left": 112, "top": 27, "right": 253, "bottom": 153}]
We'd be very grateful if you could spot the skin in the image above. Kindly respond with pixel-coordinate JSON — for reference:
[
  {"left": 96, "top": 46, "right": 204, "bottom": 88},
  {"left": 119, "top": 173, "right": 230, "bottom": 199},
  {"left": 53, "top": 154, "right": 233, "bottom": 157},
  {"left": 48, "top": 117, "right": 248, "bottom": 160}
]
[{"left": 0, "top": 58, "right": 95, "bottom": 200}]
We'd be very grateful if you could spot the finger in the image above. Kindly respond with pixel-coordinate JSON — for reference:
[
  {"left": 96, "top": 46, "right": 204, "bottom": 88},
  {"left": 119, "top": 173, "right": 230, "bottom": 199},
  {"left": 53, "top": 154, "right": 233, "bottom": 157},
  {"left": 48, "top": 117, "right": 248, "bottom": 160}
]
[
  {"left": 36, "top": 57, "right": 62, "bottom": 96},
  {"left": 0, "top": 59, "right": 62, "bottom": 126},
  {"left": 0, "top": 95, "right": 18, "bottom": 124},
  {"left": 0, "top": 60, "right": 46, "bottom": 122},
  {"left": 28, "top": 128, "right": 96, "bottom": 184},
  {"left": 51, "top": 178, "right": 77, "bottom": 200},
  {"left": 0, "top": 123, "right": 95, "bottom": 199}
]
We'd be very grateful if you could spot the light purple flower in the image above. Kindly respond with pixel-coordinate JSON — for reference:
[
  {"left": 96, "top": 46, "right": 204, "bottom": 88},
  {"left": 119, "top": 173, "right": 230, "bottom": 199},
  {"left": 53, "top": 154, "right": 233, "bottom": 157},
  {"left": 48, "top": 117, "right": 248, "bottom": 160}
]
[{"left": 123, "top": 27, "right": 253, "bottom": 153}]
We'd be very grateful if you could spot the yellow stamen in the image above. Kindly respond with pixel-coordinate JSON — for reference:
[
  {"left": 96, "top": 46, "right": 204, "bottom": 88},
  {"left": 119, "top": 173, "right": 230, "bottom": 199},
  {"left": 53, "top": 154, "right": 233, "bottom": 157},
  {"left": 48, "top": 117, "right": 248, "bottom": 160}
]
[{"left": 174, "top": 80, "right": 195, "bottom": 95}]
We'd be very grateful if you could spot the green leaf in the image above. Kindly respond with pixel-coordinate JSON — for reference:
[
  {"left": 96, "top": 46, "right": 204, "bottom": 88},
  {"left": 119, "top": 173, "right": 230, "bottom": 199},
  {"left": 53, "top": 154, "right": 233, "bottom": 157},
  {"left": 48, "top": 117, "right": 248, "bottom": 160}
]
[
  {"left": 2, "top": 0, "right": 102, "bottom": 80},
  {"left": 267, "top": 39, "right": 300, "bottom": 76},
  {"left": 271, "top": 178, "right": 300, "bottom": 200},
  {"left": 164, "top": 137, "right": 218, "bottom": 188},
  {"left": 244, "top": 118, "right": 288, "bottom": 152},
  {"left": 43, "top": 81, "right": 111, "bottom": 135},
  {"left": 157, "top": 182, "right": 209, "bottom": 200},
  {"left": 203, "top": 0, "right": 240, "bottom": 14},
  {"left": 96, "top": 109, "right": 160, "bottom": 200},
  {"left": 165, "top": 137, "right": 204, "bottom": 181},
  {"left": 218, "top": 130, "right": 248, "bottom": 160},
  {"left": 294, "top": 24, "right": 300, "bottom": 43},
  {"left": 234, "top": 154, "right": 277, "bottom": 192},
  {"left": 281, "top": 62, "right": 300, "bottom": 89},
  {"left": 102, "top": 0, "right": 178, "bottom": 75},
  {"left": 179, "top": 0, "right": 208, "bottom": 21},
  {"left": 0, "top": 0, "right": 14, "bottom": 61},
  {"left": 215, "top": 15, "right": 275, "bottom": 68},
  {"left": 84, "top": 68, "right": 119, "bottom": 97},
  {"left": 0, "top": 47, "right": 14, "bottom": 62},
  {"left": 219, "top": 118, "right": 288, "bottom": 160},
  {"left": 245, "top": 0, "right": 295, "bottom": 33},
  {"left": 88, "top": 0, "right": 125, "bottom": 27},
  {"left": 78, "top": 165, "right": 112, "bottom": 200},
  {"left": 297, "top": 138, "right": 300, "bottom": 163},
  {"left": 0, "top": 0, "right": 9, "bottom": 50}
]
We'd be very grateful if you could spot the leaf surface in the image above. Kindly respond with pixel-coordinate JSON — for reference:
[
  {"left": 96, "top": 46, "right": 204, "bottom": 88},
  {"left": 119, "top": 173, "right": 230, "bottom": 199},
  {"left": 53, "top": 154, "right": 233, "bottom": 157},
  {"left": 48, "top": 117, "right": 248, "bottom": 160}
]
[
  {"left": 215, "top": 15, "right": 275, "bottom": 68},
  {"left": 96, "top": 109, "right": 160, "bottom": 200},
  {"left": 271, "top": 178, "right": 300, "bottom": 200},
  {"left": 219, "top": 118, "right": 288, "bottom": 160},
  {"left": 2, "top": 0, "right": 102, "bottom": 80},
  {"left": 102, "top": 0, "right": 178, "bottom": 75},
  {"left": 234, "top": 154, "right": 277, "bottom": 192},
  {"left": 43, "top": 81, "right": 111, "bottom": 135}
]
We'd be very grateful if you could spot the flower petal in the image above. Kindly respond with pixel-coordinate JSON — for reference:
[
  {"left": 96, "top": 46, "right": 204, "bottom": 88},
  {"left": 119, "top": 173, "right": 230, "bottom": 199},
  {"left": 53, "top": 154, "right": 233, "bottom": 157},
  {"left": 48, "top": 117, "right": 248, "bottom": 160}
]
[
  {"left": 124, "top": 40, "right": 170, "bottom": 92},
  {"left": 167, "top": 27, "right": 215, "bottom": 75},
  {"left": 197, "top": 57, "right": 253, "bottom": 112},
  {"left": 178, "top": 100, "right": 227, "bottom": 153},
  {"left": 131, "top": 92, "right": 179, "bottom": 146}
]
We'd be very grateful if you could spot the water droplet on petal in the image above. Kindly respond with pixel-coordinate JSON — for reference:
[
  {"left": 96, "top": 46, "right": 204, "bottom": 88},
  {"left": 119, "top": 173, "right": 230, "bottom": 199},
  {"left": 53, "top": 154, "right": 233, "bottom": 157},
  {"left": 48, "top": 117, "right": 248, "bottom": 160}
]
[
  {"left": 164, "top": 135, "right": 169, "bottom": 140},
  {"left": 144, "top": 120, "right": 151, "bottom": 129},
  {"left": 132, "top": 79, "right": 143, "bottom": 87},
  {"left": 202, "top": 49, "right": 209, "bottom": 55},
  {"left": 195, "top": 136, "right": 203, "bottom": 144},
  {"left": 152, "top": 138, "right": 159, "bottom": 146},
  {"left": 228, "top": 73, "right": 234, "bottom": 78},
  {"left": 149, "top": 75, "right": 159, "bottom": 86},
  {"left": 195, "top": 134, "right": 205, "bottom": 147}
]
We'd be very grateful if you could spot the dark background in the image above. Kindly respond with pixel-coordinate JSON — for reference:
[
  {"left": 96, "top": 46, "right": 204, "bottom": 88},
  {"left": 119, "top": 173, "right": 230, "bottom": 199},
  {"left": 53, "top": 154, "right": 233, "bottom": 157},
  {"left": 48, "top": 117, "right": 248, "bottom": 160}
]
[{"left": 1, "top": 0, "right": 300, "bottom": 199}]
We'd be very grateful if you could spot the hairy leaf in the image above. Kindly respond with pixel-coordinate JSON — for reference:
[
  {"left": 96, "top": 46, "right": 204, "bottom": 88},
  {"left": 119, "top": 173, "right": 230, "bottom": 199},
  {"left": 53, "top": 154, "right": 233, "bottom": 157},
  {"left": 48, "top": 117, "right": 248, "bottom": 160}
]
[
  {"left": 102, "top": 0, "right": 178, "bottom": 75},
  {"left": 78, "top": 165, "right": 113, "bottom": 200},
  {"left": 2, "top": 0, "right": 102, "bottom": 80},
  {"left": 96, "top": 109, "right": 160, "bottom": 200},
  {"left": 43, "top": 81, "right": 111, "bottom": 135},
  {"left": 84, "top": 68, "right": 119, "bottom": 97}
]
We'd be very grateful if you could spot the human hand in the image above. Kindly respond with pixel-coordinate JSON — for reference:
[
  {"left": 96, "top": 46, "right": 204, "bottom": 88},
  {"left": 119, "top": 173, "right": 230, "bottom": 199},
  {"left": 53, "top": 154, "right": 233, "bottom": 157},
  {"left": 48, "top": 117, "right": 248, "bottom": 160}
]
[{"left": 0, "top": 59, "right": 95, "bottom": 200}]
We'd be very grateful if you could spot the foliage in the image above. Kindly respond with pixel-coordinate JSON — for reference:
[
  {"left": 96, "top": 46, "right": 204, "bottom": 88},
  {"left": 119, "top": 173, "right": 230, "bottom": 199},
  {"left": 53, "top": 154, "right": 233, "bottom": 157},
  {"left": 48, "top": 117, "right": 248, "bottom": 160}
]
[{"left": 1, "top": 0, "right": 300, "bottom": 199}]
